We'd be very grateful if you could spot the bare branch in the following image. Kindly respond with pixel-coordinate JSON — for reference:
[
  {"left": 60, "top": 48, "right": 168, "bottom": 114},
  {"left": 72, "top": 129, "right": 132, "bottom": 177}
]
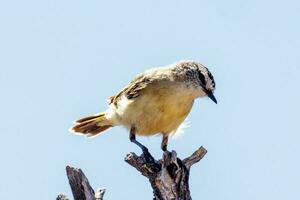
[
  {"left": 124, "top": 152, "right": 161, "bottom": 178},
  {"left": 183, "top": 146, "right": 207, "bottom": 170},
  {"left": 58, "top": 146, "right": 206, "bottom": 200},
  {"left": 125, "top": 147, "right": 207, "bottom": 200},
  {"left": 95, "top": 188, "right": 106, "bottom": 200},
  {"left": 66, "top": 166, "right": 96, "bottom": 200},
  {"left": 56, "top": 194, "right": 69, "bottom": 200},
  {"left": 58, "top": 166, "right": 105, "bottom": 200}
]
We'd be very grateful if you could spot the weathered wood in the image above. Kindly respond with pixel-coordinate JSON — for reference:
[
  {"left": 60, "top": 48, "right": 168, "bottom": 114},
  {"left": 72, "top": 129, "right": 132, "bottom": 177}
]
[
  {"left": 56, "top": 194, "right": 69, "bottom": 200},
  {"left": 125, "top": 146, "right": 207, "bottom": 200},
  {"left": 183, "top": 147, "right": 208, "bottom": 170},
  {"left": 66, "top": 166, "right": 96, "bottom": 200},
  {"left": 57, "top": 166, "right": 105, "bottom": 200},
  {"left": 58, "top": 147, "right": 206, "bottom": 200},
  {"left": 95, "top": 188, "right": 106, "bottom": 200}
]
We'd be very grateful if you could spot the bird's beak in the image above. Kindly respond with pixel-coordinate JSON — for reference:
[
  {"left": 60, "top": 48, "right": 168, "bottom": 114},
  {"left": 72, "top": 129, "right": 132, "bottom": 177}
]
[{"left": 205, "top": 90, "right": 217, "bottom": 104}]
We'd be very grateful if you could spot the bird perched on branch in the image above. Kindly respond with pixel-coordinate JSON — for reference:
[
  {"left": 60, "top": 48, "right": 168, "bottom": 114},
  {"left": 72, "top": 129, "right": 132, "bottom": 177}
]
[{"left": 70, "top": 60, "right": 217, "bottom": 153}]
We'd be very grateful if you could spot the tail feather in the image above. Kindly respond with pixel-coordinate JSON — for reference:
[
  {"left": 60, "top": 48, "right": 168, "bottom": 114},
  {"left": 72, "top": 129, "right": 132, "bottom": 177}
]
[
  {"left": 75, "top": 114, "right": 102, "bottom": 123},
  {"left": 70, "top": 112, "right": 113, "bottom": 137}
]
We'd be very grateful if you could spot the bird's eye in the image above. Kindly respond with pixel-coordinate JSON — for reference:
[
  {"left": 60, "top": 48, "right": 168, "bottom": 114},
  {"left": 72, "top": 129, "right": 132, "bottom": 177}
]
[
  {"left": 186, "top": 70, "right": 193, "bottom": 77},
  {"left": 197, "top": 71, "right": 206, "bottom": 86},
  {"left": 207, "top": 71, "right": 215, "bottom": 88}
]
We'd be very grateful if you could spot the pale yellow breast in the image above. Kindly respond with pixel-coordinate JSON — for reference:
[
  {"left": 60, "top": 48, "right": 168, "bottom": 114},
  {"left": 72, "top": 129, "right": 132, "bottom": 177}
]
[{"left": 116, "top": 81, "right": 196, "bottom": 136}]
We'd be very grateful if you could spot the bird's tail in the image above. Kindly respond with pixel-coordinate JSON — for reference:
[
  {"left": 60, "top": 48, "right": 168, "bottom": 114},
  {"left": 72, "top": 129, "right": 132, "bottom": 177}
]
[{"left": 70, "top": 112, "right": 113, "bottom": 137}]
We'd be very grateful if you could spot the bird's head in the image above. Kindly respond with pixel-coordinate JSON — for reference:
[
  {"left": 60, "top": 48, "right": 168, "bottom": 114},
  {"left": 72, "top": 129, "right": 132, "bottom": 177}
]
[{"left": 174, "top": 60, "right": 217, "bottom": 104}]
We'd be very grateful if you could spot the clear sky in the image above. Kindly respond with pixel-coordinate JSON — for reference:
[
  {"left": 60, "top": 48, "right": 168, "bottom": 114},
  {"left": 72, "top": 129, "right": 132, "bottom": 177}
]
[{"left": 0, "top": 0, "right": 299, "bottom": 199}]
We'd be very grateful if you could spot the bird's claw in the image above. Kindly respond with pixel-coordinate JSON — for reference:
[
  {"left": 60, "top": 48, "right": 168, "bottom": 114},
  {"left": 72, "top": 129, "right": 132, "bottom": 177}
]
[{"left": 142, "top": 147, "right": 155, "bottom": 163}]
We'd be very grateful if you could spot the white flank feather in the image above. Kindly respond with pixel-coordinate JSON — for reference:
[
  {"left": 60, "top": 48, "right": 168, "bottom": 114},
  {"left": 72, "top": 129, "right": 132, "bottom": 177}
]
[{"left": 171, "top": 119, "right": 190, "bottom": 139}]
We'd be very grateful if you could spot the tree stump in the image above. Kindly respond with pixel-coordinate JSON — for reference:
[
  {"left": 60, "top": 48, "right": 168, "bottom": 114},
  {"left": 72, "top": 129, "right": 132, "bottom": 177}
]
[{"left": 125, "top": 146, "right": 207, "bottom": 200}]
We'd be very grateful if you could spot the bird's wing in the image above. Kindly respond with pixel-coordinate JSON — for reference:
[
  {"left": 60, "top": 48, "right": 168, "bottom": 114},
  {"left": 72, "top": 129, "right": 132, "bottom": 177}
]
[{"left": 108, "top": 73, "right": 154, "bottom": 106}]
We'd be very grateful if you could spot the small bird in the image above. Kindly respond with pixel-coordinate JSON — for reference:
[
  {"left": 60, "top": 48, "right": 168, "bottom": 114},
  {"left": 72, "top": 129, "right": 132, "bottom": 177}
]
[{"left": 70, "top": 60, "right": 217, "bottom": 153}]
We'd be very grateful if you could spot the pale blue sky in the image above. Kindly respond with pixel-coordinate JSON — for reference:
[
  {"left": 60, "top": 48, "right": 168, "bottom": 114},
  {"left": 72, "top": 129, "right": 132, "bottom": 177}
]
[{"left": 0, "top": 0, "right": 299, "bottom": 199}]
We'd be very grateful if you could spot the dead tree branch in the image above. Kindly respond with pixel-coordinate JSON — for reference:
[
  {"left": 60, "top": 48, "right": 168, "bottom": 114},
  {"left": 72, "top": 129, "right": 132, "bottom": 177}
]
[
  {"left": 125, "top": 146, "right": 207, "bottom": 200},
  {"left": 58, "top": 146, "right": 206, "bottom": 200},
  {"left": 57, "top": 166, "right": 105, "bottom": 200}
]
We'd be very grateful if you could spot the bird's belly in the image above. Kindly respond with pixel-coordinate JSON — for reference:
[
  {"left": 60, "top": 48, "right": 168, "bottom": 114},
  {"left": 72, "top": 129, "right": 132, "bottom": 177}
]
[{"left": 117, "top": 90, "right": 194, "bottom": 136}]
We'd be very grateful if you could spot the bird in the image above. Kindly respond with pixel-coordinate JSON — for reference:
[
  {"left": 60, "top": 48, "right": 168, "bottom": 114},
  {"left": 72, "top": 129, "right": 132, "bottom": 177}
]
[{"left": 70, "top": 60, "right": 217, "bottom": 153}]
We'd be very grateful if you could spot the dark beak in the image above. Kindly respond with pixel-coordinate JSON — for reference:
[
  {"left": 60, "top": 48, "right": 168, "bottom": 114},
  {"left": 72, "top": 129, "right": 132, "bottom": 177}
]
[{"left": 205, "top": 90, "right": 217, "bottom": 104}]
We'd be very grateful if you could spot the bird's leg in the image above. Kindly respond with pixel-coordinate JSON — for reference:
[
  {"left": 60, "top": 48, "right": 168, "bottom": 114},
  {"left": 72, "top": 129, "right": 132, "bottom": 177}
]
[
  {"left": 129, "top": 127, "right": 155, "bottom": 162},
  {"left": 129, "top": 126, "right": 149, "bottom": 154},
  {"left": 161, "top": 135, "right": 169, "bottom": 152}
]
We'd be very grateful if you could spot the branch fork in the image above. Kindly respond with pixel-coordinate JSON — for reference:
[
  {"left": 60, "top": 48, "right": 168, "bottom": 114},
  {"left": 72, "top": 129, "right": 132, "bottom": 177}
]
[{"left": 125, "top": 146, "right": 207, "bottom": 200}]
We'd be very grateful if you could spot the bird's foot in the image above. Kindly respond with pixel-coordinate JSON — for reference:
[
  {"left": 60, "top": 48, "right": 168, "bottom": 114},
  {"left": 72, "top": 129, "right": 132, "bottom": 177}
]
[{"left": 141, "top": 147, "right": 155, "bottom": 163}]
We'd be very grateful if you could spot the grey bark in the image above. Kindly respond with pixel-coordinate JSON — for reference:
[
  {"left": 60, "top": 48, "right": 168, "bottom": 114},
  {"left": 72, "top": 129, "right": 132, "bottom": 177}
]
[
  {"left": 56, "top": 194, "right": 69, "bottom": 200},
  {"left": 125, "top": 146, "right": 207, "bottom": 200},
  {"left": 57, "top": 166, "right": 105, "bottom": 200},
  {"left": 57, "top": 146, "right": 206, "bottom": 200}
]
